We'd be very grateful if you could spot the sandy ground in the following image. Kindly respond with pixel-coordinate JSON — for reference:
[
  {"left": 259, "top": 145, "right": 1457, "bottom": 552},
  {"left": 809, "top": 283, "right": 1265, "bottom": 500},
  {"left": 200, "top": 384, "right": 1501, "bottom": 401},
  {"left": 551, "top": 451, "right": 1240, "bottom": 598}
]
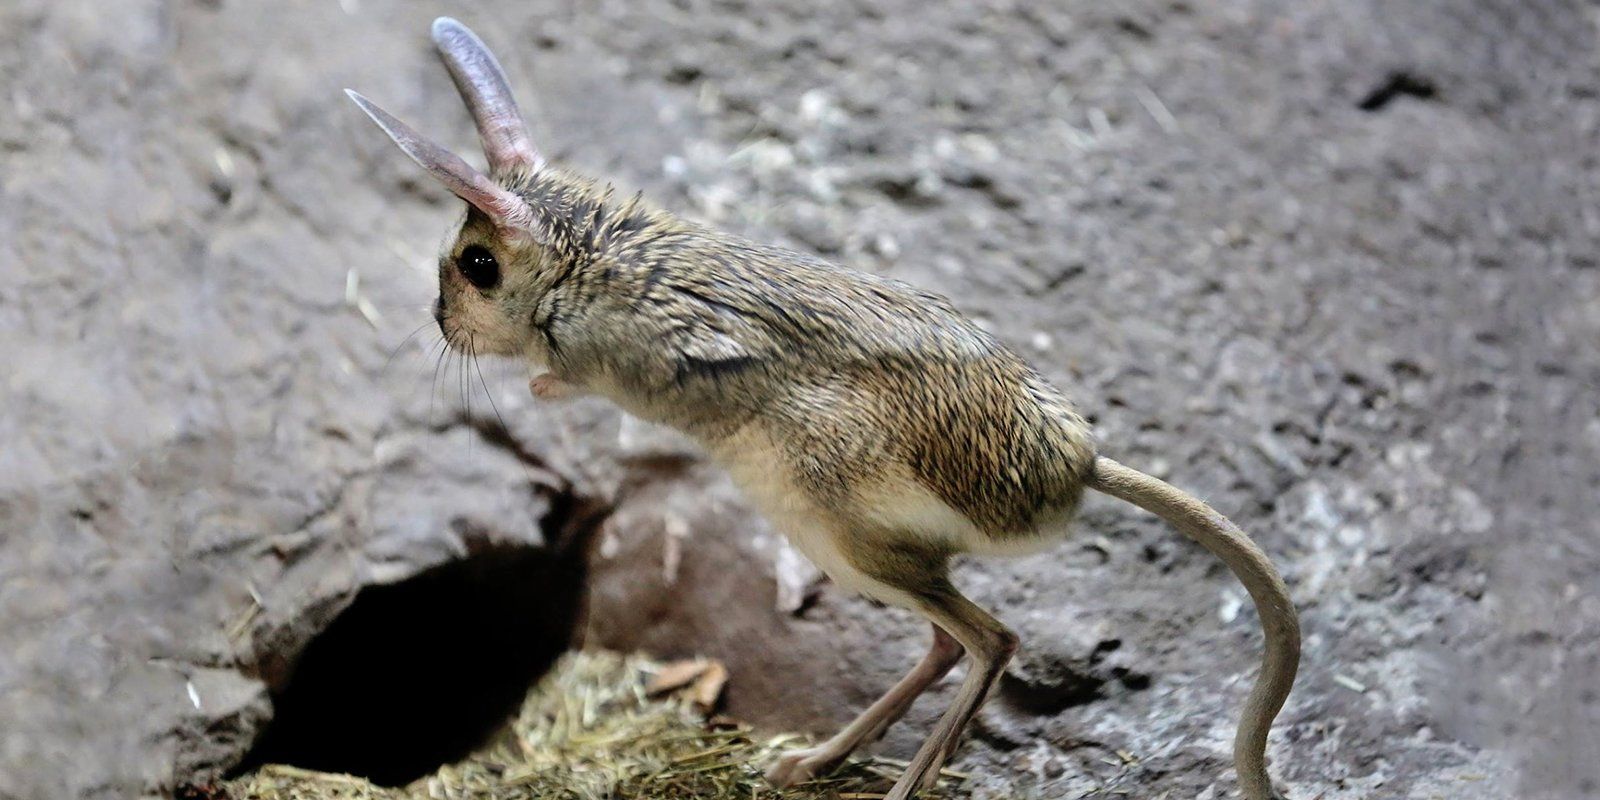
[{"left": 2, "top": 1, "right": 1598, "bottom": 799}]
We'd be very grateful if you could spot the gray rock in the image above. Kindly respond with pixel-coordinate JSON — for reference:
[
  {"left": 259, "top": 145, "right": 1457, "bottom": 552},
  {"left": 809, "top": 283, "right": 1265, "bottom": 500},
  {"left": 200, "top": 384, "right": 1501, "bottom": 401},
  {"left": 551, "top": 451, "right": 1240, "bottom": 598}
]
[{"left": 2, "top": 1, "right": 1596, "bottom": 799}]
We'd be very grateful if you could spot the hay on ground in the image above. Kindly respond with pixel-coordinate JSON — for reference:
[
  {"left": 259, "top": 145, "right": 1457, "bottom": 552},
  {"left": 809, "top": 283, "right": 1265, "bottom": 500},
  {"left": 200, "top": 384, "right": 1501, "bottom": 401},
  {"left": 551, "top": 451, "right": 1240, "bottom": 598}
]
[{"left": 221, "top": 650, "right": 961, "bottom": 800}]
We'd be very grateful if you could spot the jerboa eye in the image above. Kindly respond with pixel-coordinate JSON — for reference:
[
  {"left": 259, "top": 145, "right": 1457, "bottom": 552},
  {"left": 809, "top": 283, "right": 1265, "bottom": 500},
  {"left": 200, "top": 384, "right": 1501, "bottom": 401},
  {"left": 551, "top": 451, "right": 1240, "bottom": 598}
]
[{"left": 456, "top": 245, "right": 500, "bottom": 289}]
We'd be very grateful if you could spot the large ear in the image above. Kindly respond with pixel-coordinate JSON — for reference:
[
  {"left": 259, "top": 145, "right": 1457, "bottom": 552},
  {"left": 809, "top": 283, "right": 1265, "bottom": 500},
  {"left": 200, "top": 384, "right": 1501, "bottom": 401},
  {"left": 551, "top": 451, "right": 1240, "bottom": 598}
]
[
  {"left": 431, "top": 17, "right": 543, "bottom": 174},
  {"left": 346, "top": 89, "right": 533, "bottom": 230}
]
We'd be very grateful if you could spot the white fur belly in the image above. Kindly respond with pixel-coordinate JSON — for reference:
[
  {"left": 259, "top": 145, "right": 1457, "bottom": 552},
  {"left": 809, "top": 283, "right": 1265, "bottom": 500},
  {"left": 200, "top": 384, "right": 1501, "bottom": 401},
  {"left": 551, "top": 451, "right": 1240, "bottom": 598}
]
[
  {"left": 707, "top": 426, "right": 1070, "bottom": 608},
  {"left": 706, "top": 428, "right": 892, "bottom": 599},
  {"left": 856, "top": 467, "right": 1068, "bottom": 557}
]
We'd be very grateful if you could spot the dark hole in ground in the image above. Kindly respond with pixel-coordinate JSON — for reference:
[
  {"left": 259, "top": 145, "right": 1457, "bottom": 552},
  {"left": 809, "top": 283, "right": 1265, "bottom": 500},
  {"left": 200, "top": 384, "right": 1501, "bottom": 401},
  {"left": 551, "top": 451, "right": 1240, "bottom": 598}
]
[
  {"left": 230, "top": 493, "right": 607, "bottom": 787},
  {"left": 1358, "top": 71, "right": 1438, "bottom": 111},
  {"left": 998, "top": 662, "right": 1106, "bottom": 715}
]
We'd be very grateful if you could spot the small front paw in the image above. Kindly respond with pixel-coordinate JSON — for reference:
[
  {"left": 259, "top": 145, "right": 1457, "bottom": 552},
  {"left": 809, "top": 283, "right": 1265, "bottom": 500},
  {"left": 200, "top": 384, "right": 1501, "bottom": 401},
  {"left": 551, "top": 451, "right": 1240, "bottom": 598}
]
[{"left": 529, "top": 373, "right": 572, "bottom": 400}]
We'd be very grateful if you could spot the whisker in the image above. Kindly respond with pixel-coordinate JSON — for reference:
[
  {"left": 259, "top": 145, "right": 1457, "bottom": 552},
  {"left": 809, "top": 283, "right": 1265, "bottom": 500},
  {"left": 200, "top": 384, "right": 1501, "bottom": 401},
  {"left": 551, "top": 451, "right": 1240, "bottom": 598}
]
[
  {"left": 471, "top": 341, "right": 511, "bottom": 436},
  {"left": 368, "top": 303, "right": 438, "bottom": 313},
  {"left": 460, "top": 335, "right": 472, "bottom": 460},
  {"left": 460, "top": 337, "right": 470, "bottom": 419},
  {"left": 471, "top": 343, "right": 547, "bottom": 489},
  {"left": 383, "top": 320, "right": 437, "bottom": 374},
  {"left": 431, "top": 334, "right": 453, "bottom": 426},
  {"left": 406, "top": 331, "right": 448, "bottom": 407}
]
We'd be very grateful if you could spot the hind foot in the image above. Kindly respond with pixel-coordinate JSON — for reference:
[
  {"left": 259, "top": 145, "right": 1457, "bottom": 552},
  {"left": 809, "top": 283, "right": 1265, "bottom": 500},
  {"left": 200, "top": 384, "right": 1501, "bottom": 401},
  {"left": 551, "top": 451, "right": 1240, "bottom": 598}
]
[{"left": 765, "top": 747, "right": 846, "bottom": 788}]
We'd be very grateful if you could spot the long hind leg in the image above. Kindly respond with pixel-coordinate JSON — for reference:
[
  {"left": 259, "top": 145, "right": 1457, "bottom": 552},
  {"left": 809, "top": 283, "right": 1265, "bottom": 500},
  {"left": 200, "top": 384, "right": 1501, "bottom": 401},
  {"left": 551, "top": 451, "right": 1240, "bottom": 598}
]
[
  {"left": 884, "top": 583, "right": 1018, "bottom": 800},
  {"left": 858, "top": 626, "right": 962, "bottom": 743},
  {"left": 828, "top": 532, "right": 1018, "bottom": 800},
  {"left": 766, "top": 624, "right": 964, "bottom": 787}
]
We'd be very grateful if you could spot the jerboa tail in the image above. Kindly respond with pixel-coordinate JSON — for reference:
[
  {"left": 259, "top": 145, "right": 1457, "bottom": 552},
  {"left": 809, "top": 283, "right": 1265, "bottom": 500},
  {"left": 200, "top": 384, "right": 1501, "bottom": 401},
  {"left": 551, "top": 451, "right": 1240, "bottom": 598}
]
[{"left": 1089, "top": 456, "right": 1300, "bottom": 800}]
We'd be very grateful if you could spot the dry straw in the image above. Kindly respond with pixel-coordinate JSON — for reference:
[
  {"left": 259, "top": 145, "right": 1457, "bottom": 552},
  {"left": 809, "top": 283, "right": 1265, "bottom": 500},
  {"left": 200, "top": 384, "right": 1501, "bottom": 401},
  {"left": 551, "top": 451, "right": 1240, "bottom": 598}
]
[{"left": 222, "top": 650, "right": 959, "bottom": 800}]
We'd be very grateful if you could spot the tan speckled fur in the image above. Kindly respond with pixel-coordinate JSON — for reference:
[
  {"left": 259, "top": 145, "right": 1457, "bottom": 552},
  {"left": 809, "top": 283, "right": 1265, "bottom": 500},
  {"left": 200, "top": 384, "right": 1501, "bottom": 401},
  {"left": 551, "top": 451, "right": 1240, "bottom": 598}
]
[
  {"left": 350, "top": 19, "right": 1299, "bottom": 800},
  {"left": 464, "top": 168, "right": 1095, "bottom": 537}
]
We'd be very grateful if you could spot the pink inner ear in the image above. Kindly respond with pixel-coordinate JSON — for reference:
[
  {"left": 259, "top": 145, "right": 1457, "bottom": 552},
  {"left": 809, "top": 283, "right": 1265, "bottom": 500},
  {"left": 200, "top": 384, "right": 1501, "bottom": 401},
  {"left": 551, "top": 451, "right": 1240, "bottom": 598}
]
[
  {"left": 454, "top": 178, "right": 534, "bottom": 230},
  {"left": 346, "top": 89, "right": 535, "bottom": 230}
]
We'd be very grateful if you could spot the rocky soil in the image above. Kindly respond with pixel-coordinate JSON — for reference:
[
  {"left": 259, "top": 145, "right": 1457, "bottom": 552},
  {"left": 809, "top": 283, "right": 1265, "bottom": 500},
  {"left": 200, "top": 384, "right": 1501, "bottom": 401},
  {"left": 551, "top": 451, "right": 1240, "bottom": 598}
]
[{"left": 2, "top": 1, "right": 1597, "bottom": 799}]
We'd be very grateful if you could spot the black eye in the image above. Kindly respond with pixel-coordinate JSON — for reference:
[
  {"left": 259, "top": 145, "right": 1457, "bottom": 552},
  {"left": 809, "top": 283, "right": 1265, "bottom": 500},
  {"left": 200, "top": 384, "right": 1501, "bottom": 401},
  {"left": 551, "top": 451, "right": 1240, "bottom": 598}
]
[{"left": 456, "top": 245, "right": 500, "bottom": 290}]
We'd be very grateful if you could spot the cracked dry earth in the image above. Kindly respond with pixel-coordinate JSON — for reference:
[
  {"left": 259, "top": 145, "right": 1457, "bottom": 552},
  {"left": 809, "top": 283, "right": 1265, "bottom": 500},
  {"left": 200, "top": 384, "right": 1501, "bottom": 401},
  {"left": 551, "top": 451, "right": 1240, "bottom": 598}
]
[{"left": 2, "top": 1, "right": 1598, "bottom": 799}]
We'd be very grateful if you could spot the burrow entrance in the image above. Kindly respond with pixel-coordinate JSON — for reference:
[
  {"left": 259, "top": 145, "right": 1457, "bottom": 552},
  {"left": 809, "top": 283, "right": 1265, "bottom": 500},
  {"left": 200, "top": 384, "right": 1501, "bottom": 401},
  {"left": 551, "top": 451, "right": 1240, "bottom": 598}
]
[{"left": 230, "top": 493, "right": 608, "bottom": 787}]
